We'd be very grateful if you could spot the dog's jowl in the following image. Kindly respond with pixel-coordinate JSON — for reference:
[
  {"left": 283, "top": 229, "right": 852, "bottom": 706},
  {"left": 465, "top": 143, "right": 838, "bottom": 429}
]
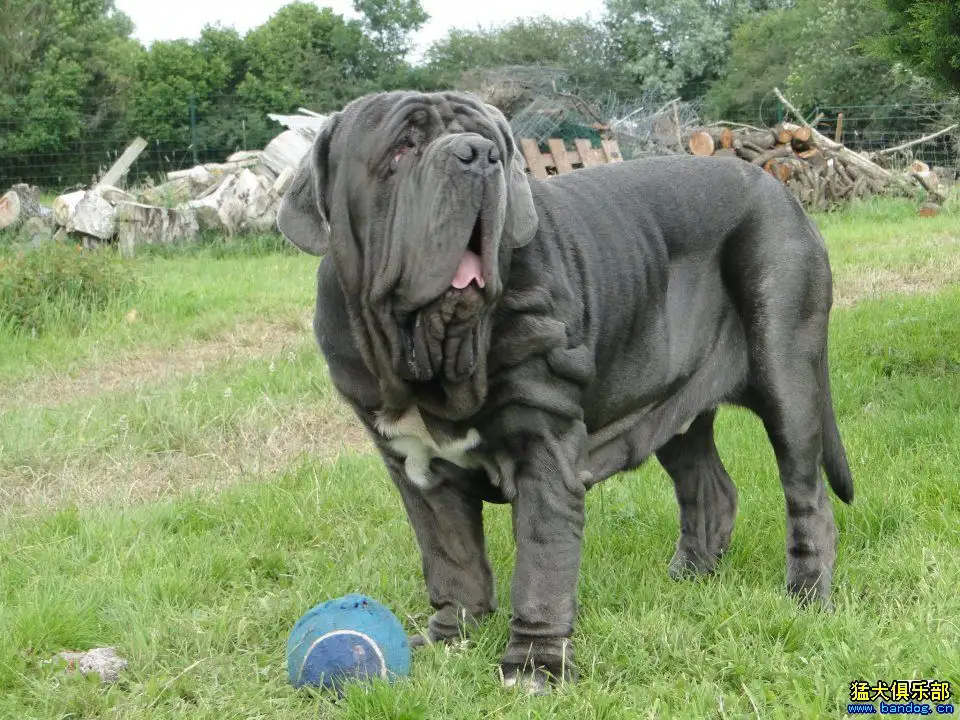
[{"left": 277, "top": 90, "right": 854, "bottom": 692}]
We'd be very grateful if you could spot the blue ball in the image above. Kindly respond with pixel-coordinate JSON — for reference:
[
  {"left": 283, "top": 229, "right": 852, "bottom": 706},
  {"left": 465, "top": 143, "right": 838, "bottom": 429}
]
[{"left": 286, "top": 593, "right": 411, "bottom": 692}]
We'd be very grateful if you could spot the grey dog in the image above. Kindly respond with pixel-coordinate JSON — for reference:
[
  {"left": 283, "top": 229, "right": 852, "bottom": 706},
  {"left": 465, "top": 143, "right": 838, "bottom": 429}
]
[{"left": 277, "top": 90, "right": 854, "bottom": 690}]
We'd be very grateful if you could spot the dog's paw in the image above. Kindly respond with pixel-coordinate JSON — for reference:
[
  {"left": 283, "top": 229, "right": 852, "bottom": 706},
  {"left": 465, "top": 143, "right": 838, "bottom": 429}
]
[
  {"left": 498, "top": 637, "right": 577, "bottom": 693},
  {"left": 499, "top": 664, "right": 553, "bottom": 695},
  {"left": 408, "top": 633, "right": 433, "bottom": 649},
  {"left": 668, "top": 546, "right": 717, "bottom": 580}
]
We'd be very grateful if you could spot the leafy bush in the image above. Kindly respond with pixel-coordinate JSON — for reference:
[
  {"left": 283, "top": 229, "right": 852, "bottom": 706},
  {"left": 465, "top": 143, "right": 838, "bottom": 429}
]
[{"left": 0, "top": 242, "right": 141, "bottom": 336}]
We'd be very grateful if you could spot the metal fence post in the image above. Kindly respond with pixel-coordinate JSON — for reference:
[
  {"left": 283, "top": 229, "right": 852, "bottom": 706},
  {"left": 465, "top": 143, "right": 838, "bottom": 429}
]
[{"left": 189, "top": 92, "right": 199, "bottom": 166}]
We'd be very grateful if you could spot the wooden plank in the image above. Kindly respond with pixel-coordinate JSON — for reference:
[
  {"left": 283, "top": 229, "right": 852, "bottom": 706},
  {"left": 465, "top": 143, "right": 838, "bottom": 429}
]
[
  {"left": 600, "top": 139, "right": 623, "bottom": 164},
  {"left": 96, "top": 137, "right": 148, "bottom": 189},
  {"left": 574, "top": 139, "right": 599, "bottom": 168},
  {"left": 547, "top": 139, "right": 574, "bottom": 174},
  {"left": 520, "top": 138, "right": 549, "bottom": 180}
]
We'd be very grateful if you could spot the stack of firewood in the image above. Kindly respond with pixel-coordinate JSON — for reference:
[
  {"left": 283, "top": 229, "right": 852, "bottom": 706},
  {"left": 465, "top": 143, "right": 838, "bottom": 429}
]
[{"left": 684, "top": 121, "right": 943, "bottom": 211}]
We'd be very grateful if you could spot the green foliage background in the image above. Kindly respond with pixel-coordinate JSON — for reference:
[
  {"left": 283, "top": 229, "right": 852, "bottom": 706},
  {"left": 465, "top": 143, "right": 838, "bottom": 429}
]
[{"left": 0, "top": 0, "right": 956, "bottom": 189}]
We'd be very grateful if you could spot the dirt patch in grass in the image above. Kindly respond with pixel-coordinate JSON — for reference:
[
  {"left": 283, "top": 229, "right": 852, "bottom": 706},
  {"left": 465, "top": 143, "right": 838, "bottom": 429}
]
[
  {"left": 834, "top": 252, "right": 960, "bottom": 308},
  {"left": 0, "top": 402, "right": 373, "bottom": 513},
  {"left": 0, "top": 313, "right": 377, "bottom": 512},
  {"left": 0, "top": 317, "right": 311, "bottom": 413}
]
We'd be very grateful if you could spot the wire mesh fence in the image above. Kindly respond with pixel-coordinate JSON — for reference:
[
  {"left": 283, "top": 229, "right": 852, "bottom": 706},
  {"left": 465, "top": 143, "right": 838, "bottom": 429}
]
[
  {"left": 0, "top": 95, "right": 285, "bottom": 193},
  {"left": 811, "top": 102, "right": 960, "bottom": 168},
  {"left": 2, "top": 93, "right": 958, "bottom": 194}
]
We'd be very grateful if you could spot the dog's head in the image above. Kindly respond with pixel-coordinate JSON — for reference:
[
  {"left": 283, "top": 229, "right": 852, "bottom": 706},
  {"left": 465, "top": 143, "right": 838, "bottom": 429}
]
[{"left": 278, "top": 91, "right": 538, "bottom": 409}]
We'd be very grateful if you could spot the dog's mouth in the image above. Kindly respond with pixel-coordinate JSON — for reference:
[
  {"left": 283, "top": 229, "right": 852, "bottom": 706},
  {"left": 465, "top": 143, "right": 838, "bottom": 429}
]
[{"left": 451, "top": 215, "right": 485, "bottom": 290}]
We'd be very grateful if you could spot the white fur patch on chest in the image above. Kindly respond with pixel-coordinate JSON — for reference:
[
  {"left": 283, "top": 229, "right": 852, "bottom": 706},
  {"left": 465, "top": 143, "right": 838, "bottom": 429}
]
[{"left": 375, "top": 407, "right": 481, "bottom": 489}]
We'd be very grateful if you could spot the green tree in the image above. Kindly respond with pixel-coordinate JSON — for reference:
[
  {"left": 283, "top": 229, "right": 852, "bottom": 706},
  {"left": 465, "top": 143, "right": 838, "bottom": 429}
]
[
  {"left": 603, "top": 0, "right": 795, "bottom": 99},
  {"left": 354, "top": 0, "right": 428, "bottom": 72},
  {"left": 237, "top": 2, "right": 376, "bottom": 114},
  {"left": 125, "top": 39, "right": 230, "bottom": 143},
  {"left": 0, "top": 0, "right": 140, "bottom": 186},
  {"left": 705, "top": 0, "right": 927, "bottom": 122},
  {"left": 868, "top": 0, "right": 960, "bottom": 93},
  {"left": 703, "top": 5, "right": 808, "bottom": 121},
  {"left": 425, "top": 16, "right": 630, "bottom": 109}
]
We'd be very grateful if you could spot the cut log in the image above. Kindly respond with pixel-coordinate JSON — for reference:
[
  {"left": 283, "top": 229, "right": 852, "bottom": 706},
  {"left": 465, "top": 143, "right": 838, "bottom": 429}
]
[
  {"left": 909, "top": 170, "right": 944, "bottom": 203},
  {"left": 115, "top": 202, "right": 199, "bottom": 251},
  {"left": 181, "top": 174, "right": 237, "bottom": 231},
  {"left": 255, "top": 129, "right": 314, "bottom": 182},
  {"left": 909, "top": 160, "right": 931, "bottom": 174},
  {"left": 0, "top": 190, "right": 21, "bottom": 230},
  {"left": 96, "top": 186, "right": 136, "bottom": 206},
  {"left": 226, "top": 150, "right": 262, "bottom": 164},
  {"left": 687, "top": 130, "right": 716, "bottom": 157},
  {"left": 792, "top": 126, "right": 812, "bottom": 145},
  {"left": 774, "top": 89, "right": 895, "bottom": 186},
  {"left": 52, "top": 191, "right": 85, "bottom": 228},
  {"left": 188, "top": 166, "right": 216, "bottom": 197},
  {"left": 775, "top": 124, "right": 794, "bottom": 145},
  {"left": 96, "top": 137, "right": 148, "bottom": 189},
  {"left": 740, "top": 130, "right": 778, "bottom": 150},
  {"left": 218, "top": 198, "right": 244, "bottom": 237},
  {"left": 719, "top": 128, "right": 735, "bottom": 150},
  {"left": 768, "top": 159, "right": 795, "bottom": 184},
  {"left": 272, "top": 166, "right": 296, "bottom": 196},
  {"left": 0, "top": 184, "right": 43, "bottom": 230},
  {"left": 165, "top": 159, "right": 259, "bottom": 180},
  {"left": 751, "top": 144, "right": 796, "bottom": 167},
  {"left": 68, "top": 192, "right": 116, "bottom": 240},
  {"left": 139, "top": 178, "right": 192, "bottom": 206}
]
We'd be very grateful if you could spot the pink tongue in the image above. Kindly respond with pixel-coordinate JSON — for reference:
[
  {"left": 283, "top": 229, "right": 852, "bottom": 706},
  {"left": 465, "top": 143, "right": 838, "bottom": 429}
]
[{"left": 451, "top": 250, "right": 485, "bottom": 289}]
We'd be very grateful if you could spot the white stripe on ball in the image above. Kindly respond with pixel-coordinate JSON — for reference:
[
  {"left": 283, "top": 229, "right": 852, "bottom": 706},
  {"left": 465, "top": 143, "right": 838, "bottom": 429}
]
[{"left": 297, "top": 629, "right": 389, "bottom": 684}]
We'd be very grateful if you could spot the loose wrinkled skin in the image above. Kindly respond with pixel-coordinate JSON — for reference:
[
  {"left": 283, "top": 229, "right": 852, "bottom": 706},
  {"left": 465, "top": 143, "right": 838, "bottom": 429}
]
[{"left": 277, "top": 90, "right": 854, "bottom": 692}]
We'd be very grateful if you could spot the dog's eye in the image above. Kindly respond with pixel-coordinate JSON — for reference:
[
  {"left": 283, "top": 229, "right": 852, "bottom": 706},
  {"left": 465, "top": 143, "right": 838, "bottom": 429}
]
[{"left": 390, "top": 142, "right": 415, "bottom": 173}]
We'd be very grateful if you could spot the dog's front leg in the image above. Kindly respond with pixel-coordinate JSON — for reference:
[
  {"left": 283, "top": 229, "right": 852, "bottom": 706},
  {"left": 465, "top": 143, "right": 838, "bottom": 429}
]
[
  {"left": 499, "top": 420, "right": 587, "bottom": 692},
  {"left": 382, "top": 453, "right": 497, "bottom": 645}
]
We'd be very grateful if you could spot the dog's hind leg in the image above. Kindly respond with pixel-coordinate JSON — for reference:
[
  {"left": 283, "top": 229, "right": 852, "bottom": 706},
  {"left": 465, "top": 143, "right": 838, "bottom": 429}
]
[
  {"left": 656, "top": 409, "right": 738, "bottom": 579},
  {"left": 752, "top": 352, "right": 838, "bottom": 607},
  {"left": 740, "top": 255, "right": 839, "bottom": 607}
]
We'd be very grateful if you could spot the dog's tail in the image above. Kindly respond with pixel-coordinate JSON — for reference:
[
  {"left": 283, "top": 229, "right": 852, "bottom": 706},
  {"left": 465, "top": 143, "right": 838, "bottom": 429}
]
[{"left": 820, "top": 346, "right": 854, "bottom": 504}]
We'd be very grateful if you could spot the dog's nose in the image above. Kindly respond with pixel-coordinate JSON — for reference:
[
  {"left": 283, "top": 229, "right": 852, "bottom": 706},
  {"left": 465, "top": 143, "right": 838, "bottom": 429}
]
[{"left": 453, "top": 136, "right": 500, "bottom": 175}]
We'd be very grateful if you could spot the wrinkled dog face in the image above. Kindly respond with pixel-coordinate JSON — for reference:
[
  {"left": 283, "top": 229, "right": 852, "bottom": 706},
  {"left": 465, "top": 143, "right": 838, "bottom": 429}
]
[{"left": 278, "top": 91, "right": 538, "bottom": 388}]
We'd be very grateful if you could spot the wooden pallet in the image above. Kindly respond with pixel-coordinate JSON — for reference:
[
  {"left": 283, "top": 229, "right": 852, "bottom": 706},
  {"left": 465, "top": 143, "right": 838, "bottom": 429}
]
[{"left": 519, "top": 138, "right": 624, "bottom": 180}]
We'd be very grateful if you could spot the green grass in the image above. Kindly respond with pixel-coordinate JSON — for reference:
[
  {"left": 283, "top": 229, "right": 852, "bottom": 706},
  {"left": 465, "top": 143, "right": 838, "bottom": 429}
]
[
  {"left": 0, "top": 234, "right": 313, "bottom": 387},
  {"left": 0, "top": 200, "right": 958, "bottom": 718}
]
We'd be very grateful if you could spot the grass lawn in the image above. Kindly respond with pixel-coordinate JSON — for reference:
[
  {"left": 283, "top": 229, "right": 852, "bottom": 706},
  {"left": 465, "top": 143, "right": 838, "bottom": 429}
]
[{"left": 0, "top": 198, "right": 958, "bottom": 719}]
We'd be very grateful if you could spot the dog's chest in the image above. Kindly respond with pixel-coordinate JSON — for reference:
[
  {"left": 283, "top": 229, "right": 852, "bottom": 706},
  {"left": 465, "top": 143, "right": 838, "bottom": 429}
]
[{"left": 375, "top": 408, "right": 481, "bottom": 489}]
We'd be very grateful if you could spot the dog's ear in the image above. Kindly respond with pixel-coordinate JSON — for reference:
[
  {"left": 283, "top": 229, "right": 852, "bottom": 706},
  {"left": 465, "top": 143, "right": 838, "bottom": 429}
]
[
  {"left": 277, "top": 113, "right": 340, "bottom": 256},
  {"left": 485, "top": 103, "right": 538, "bottom": 249},
  {"left": 502, "top": 145, "right": 539, "bottom": 248}
]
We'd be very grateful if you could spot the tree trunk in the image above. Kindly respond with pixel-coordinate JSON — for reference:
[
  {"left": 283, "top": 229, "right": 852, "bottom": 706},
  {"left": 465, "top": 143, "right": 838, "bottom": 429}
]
[
  {"left": 0, "top": 184, "right": 43, "bottom": 230},
  {"left": 751, "top": 144, "right": 796, "bottom": 167},
  {"left": 255, "top": 129, "right": 314, "bottom": 182},
  {"left": 775, "top": 124, "right": 794, "bottom": 145},
  {"left": 0, "top": 191, "right": 21, "bottom": 230},
  {"left": 96, "top": 137, "right": 148, "bottom": 189},
  {"left": 68, "top": 192, "right": 116, "bottom": 240},
  {"left": 115, "top": 202, "right": 199, "bottom": 252},
  {"left": 719, "top": 127, "right": 735, "bottom": 150}
]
